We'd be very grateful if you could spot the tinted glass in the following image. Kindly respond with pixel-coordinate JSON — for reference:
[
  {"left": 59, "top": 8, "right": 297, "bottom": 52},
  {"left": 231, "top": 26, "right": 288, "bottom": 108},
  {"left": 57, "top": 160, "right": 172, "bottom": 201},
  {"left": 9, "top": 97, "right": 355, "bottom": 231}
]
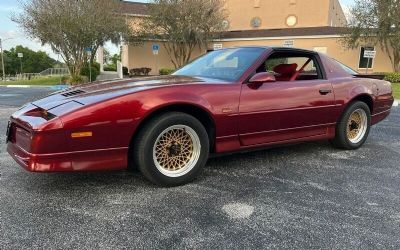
[
  {"left": 173, "top": 48, "right": 265, "bottom": 81},
  {"left": 333, "top": 58, "right": 358, "bottom": 74},
  {"left": 259, "top": 53, "right": 322, "bottom": 81}
]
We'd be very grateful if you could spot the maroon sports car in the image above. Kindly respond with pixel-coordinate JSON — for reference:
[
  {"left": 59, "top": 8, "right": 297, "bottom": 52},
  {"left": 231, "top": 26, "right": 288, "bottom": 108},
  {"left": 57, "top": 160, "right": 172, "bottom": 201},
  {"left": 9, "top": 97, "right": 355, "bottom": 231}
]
[{"left": 7, "top": 47, "right": 394, "bottom": 186}]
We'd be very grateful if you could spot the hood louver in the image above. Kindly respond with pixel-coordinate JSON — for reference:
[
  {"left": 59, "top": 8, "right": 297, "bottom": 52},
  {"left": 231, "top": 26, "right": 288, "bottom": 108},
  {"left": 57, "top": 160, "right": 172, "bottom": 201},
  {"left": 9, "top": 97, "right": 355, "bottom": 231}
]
[{"left": 61, "top": 89, "right": 86, "bottom": 97}]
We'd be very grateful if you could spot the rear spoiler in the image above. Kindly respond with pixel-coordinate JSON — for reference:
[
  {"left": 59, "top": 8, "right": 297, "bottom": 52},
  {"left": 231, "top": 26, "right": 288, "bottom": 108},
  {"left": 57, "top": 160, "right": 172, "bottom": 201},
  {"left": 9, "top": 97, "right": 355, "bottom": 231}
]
[{"left": 353, "top": 74, "right": 386, "bottom": 80}]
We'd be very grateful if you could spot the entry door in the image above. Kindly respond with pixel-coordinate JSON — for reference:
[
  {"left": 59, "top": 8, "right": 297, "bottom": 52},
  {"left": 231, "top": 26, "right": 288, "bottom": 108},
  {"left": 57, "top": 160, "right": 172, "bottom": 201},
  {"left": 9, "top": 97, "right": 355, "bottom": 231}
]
[{"left": 238, "top": 79, "right": 335, "bottom": 146}]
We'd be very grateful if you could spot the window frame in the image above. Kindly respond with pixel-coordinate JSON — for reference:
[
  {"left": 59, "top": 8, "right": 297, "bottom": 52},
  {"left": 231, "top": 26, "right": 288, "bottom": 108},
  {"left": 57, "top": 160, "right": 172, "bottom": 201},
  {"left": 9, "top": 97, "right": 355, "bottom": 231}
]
[
  {"left": 358, "top": 46, "right": 375, "bottom": 70},
  {"left": 252, "top": 50, "right": 327, "bottom": 81}
]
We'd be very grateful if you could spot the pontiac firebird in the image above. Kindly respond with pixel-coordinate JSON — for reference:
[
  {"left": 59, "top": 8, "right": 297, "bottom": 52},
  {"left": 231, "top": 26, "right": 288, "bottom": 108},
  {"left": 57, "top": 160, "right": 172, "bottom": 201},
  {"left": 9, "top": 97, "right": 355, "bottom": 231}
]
[{"left": 6, "top": 47, "right": 394, "bottom": 186}]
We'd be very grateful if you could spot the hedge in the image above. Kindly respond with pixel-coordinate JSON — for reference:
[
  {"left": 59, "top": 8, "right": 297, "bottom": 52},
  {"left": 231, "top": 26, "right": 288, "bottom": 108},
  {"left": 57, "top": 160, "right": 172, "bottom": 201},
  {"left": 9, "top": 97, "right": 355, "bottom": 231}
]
[
  {"left": 129, "top": 67, "right": 152, "bottom": 76},
  {"left": 384, "top": 72, "right": 400, "bottom": 83},
  {"left": 159, "top": 68, "right": 175, "bottom": 75}
]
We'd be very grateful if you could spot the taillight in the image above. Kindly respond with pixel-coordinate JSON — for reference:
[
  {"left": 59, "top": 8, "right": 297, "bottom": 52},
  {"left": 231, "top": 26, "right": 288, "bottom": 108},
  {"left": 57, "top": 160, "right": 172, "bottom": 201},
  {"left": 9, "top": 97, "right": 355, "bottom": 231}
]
[{"left": 6, "top": 121, "right": 14, "bottom": 143}]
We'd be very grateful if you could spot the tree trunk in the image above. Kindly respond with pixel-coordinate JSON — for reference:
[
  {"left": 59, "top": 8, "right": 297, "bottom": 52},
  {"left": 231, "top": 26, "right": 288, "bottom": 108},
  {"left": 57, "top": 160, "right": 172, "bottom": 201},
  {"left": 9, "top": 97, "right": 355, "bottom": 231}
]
[{"left": 393, "top": 51, "right": 400, "bottom": 72}]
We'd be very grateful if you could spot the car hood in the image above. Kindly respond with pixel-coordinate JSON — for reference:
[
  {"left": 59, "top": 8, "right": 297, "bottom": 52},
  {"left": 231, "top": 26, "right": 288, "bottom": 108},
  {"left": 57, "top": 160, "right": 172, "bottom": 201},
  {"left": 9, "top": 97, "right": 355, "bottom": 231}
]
[{"left": 32, "top": 75, "right": 207, "bottom": 111}]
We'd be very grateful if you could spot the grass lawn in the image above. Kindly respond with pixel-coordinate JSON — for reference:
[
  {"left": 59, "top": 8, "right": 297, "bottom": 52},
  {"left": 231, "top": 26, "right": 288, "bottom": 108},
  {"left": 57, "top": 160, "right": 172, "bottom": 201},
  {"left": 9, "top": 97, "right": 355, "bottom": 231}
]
[
  {"left": 392, "top": 83, "right": 400, "bottom": 100},
  {"left": 1, "top": 76, "right": 64, "bottom": 86}
]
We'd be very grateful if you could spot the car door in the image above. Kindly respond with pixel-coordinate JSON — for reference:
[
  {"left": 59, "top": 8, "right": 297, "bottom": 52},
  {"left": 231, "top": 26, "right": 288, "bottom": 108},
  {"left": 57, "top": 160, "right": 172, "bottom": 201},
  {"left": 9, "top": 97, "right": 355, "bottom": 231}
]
[{"left": 238, "top": 52, "right": 336, "bottom": 146}]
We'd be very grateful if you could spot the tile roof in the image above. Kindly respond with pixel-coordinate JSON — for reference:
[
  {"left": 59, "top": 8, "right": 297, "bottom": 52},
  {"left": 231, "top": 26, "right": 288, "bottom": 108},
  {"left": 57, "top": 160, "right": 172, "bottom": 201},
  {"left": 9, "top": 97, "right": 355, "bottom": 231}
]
[{"left": 220, "top": 26, "right": 348, "bottom": 39}]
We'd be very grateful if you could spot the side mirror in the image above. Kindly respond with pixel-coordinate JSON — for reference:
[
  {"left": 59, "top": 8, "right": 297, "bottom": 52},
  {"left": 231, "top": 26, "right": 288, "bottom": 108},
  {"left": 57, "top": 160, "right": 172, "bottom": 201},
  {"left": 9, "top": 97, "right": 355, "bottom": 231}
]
[{"left": 248, "top": 72, "right": 276, "bottom": 84}]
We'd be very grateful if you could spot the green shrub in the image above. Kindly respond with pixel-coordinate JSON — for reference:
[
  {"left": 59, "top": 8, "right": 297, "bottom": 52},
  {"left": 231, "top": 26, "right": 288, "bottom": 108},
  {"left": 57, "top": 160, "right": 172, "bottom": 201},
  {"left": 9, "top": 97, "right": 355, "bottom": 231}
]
[
  {"left": 60, "top": 75, "right": 70, "bottom": 84},
  {"left": 69, "top": 75, "right": 88, "bottom": 85},
  {"left": 104, "top": 65, "right": 117, "bottom": 71},
  {"left": 384, "top": 72, "right": 400, "bottom": 83},
  {"left": 80, "top": 64, "right": 99, "bottom": 81},
  {"left": 159, "top": 68, "right": 175, "bottom": 75},
  {"left": 129, "top": 67, "right": 152, "bottom": 76},
  {"left": 91, "top": 61, "right": 100, "bottom": 72}
]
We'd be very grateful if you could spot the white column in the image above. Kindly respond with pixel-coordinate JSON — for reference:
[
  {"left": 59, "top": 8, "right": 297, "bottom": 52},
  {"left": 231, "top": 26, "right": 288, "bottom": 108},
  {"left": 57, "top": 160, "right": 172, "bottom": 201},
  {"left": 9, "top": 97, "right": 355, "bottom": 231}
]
[
  {"left": 96, "top": 46, "right": 104, "bottom": 72},
  {"left": 117, "top": 61, "right": 123, "bottom": 79}
]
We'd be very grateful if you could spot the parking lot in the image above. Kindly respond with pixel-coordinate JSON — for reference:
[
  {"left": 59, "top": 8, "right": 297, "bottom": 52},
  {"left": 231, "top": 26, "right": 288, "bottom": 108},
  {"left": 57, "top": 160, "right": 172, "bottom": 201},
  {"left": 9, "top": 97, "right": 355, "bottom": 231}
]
[{"left": 0, "top": 87, "right": 399, "bottom": 249}]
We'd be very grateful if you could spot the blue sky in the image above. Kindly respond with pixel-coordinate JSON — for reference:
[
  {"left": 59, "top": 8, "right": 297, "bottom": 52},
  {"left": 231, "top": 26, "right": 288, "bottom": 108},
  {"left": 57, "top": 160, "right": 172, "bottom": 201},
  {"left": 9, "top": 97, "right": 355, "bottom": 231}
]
[{"left": 0, "top": 0, "right": 353, "bottom": 59}]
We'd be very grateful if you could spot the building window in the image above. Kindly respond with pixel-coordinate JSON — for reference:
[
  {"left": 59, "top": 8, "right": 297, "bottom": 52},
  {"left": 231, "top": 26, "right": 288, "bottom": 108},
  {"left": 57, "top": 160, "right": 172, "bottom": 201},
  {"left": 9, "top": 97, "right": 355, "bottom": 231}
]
[
  {"left": 250, "top": 17, "right": 262, "bottom": 28},
  {"left": 358, "top": 46, "right": 375, "bottom": 69},
  {"left": 286, "top": 15, "right": 298, "bottom": 27}
]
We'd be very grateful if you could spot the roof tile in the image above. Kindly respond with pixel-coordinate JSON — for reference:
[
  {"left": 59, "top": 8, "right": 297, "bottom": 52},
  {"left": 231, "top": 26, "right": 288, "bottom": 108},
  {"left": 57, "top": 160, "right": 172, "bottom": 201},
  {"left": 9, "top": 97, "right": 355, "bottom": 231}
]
[{"left": 221, "top": 26, "right": 348, "bottom": 39}]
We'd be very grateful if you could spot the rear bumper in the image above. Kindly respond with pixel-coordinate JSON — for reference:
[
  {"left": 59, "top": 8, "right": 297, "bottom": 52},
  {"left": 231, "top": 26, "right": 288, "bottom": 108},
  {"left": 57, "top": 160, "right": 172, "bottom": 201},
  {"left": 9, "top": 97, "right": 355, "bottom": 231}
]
[{"left": 7, "top": 142, "right": 128, "bottom": 172}]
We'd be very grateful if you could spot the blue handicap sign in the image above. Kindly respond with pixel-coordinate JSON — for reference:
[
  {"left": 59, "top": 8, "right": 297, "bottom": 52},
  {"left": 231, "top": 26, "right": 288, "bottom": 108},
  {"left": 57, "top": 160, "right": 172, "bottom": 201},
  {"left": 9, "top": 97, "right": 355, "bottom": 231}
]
[{"left": 152, "top": 44, "right": 160, "bottom": 51}]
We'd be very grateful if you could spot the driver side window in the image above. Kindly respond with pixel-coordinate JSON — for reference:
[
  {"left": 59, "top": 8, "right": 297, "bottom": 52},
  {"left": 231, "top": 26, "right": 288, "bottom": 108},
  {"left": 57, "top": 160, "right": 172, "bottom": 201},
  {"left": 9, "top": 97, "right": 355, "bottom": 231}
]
[{"left": 258, "top": 52, "right": 323, "bottom": 81}]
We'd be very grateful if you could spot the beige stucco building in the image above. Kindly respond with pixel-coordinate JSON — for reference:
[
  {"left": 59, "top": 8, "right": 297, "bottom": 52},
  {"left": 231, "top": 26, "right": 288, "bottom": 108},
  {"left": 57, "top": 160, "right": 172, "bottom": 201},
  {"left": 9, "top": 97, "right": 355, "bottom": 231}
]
[{"left": 120, "top": 0, "right": 394, "bottom": 74}]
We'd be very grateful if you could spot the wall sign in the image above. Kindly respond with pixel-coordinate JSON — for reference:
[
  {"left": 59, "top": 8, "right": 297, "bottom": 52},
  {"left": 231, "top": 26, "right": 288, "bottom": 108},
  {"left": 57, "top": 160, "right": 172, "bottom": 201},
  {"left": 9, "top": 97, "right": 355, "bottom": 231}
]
[
  {"left": 283, "top": 40, "right": 294, "bottom": 48},
  {"left": 364, "top": 50, "right": 376, "bottom": 59},
  {"left": 152, "top": 44, "right": 160, "bottom": 55},
  {"left": 213, "top": 44, "right": 223, "bottom": 50}
]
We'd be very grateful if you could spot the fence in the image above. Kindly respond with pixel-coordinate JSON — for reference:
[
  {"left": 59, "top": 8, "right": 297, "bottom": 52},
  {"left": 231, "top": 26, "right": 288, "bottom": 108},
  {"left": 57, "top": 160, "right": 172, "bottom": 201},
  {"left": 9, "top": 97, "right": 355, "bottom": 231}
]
[
  {"left": 15, "top": 73, "right": 41, "bottom": 81},
  {"left": 39, "top": 68, "right": 69, "bottom": 76},
  {"left": 3, "top": 68, "right": 70, "bottom": 81}
]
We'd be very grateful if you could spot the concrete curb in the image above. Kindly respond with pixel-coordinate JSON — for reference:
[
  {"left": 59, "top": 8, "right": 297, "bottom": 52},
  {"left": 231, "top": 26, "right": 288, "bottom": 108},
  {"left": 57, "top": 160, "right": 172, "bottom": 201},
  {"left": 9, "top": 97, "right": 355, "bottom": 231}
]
[
  {"left": 0, "top": 85, "right": 70, "bottom": 90},
  {"left": 3, "top": 85, "right": 30, "bottom": 88}
]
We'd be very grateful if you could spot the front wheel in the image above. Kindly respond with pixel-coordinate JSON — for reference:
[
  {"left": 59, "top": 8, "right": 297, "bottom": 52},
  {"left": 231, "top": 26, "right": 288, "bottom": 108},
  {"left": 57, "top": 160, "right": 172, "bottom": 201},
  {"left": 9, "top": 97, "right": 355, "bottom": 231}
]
[
  {"left": 133, "top": 112, "right": 209, "bottom": 186},
  {"left": 330, "top": 101, "right": 371, "bottom": 150}
]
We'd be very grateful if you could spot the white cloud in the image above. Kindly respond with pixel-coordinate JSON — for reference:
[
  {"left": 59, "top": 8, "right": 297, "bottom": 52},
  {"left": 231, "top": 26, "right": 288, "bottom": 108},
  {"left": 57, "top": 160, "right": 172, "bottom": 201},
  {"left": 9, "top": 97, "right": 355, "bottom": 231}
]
[
  {"left": 0, "top": 6, "right": 17, "bottom": 12},
  {"left": 1, "top": 30, "right": 58, "bottom": 59}
]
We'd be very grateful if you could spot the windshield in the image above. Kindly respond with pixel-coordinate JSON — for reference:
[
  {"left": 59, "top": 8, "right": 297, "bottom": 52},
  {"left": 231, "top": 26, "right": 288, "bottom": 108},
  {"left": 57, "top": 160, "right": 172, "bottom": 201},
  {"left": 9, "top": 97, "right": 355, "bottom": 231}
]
[{"left": 173, "top": 48, "right": 265, "bottom": 81}]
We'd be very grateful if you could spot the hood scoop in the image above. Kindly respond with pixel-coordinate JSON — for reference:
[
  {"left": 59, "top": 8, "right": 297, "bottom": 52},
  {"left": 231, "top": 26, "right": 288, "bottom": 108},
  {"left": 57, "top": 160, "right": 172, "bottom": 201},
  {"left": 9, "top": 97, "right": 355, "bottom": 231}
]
[{"left": 61, "top": 89, "right": 86, "bottom": 97}]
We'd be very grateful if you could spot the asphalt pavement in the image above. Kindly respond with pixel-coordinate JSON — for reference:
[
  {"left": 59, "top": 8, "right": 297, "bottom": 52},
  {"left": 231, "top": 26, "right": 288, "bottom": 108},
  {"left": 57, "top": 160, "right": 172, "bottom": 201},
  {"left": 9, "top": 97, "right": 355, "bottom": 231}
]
[
  {"left": 0, "top": 87, "right": 400, "bottom": 249},
  {"left": 0, "top": 86, "right": 53, "bottom": 107}
]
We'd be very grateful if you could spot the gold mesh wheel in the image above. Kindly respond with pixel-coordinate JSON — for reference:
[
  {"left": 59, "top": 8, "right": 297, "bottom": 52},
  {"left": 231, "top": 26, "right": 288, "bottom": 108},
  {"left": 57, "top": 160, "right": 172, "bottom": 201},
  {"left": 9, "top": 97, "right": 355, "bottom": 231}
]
[
  {"left": 346, "top": 109, "right": 368, "bottom": 144},
  {"left": 153, "top": 125, "right": 201, "bottom": 177}
]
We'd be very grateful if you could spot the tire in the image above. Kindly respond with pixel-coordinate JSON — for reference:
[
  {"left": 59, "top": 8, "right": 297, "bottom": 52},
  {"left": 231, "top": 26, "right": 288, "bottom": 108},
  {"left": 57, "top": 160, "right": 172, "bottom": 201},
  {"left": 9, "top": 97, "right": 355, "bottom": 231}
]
[
  {"left": 132, "top": 112, "right": 209, "bottom": 186},
  {"left": 330, "top": 101, "right": 371, "bottom": 150}
]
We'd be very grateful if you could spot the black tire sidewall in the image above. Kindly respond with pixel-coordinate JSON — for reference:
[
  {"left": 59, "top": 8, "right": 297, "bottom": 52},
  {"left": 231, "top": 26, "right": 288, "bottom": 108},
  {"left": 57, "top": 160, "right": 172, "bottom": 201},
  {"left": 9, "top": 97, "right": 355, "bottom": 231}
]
[
  {"left": 336, "top": 101, "right": 371, "bottom": 149},
  {"left": 135, "top": 112, "right": 209, "bottom": 186}
]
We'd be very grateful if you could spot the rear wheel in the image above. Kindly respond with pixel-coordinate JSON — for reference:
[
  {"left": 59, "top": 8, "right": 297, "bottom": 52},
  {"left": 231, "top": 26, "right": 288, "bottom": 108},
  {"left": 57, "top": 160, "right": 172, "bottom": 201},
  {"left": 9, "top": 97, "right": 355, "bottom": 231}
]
[
  {"left": 330, "top": 101, "right": 371, "bottom": 149},
  {"left": 132, "top": 112, "right": 209, "bottom": 186}
]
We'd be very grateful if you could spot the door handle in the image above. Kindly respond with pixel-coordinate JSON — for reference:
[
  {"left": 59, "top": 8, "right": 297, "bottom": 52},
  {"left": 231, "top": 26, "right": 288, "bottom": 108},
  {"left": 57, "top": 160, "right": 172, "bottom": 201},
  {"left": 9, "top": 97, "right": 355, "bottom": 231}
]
[{"left": 319, "top": 89, "right": 332, "bottom": 95}]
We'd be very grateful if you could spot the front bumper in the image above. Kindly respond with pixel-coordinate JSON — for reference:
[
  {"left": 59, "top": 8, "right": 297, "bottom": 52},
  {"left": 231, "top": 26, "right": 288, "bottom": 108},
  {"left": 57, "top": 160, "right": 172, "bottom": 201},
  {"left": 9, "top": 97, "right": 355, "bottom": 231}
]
[
  {"left": 6, "top": 105, "right": 129, "bottom": 172},
  {"left": 7, "top": 142, "right": 129, "bottom": 172}
]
